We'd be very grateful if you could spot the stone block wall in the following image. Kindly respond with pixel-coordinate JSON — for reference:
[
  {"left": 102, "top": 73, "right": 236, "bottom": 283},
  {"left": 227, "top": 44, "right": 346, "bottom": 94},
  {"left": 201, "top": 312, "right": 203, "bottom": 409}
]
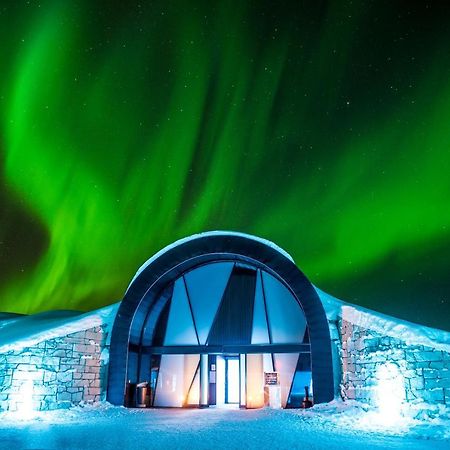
[
  {"left": 0, "top": 325, "right": 109, "bottom": 411},
  {"left": 339, "top": 318, "right": 450, "bottom": 408},
  {"left": 1, "top": 298, "right": 448, "bottom": 413}
]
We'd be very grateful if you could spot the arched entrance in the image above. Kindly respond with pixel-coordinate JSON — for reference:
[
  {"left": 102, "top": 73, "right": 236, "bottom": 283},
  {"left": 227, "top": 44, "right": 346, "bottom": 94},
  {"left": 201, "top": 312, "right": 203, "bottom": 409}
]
[{"left": 107, "top": 231, "right": 334, "bottom": 407}]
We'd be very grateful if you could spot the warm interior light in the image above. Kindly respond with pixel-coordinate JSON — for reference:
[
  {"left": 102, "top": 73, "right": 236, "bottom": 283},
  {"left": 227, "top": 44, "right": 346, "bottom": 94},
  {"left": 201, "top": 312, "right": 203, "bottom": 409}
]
[
  {"left": 227, "top": 359, "right": 240, "bottom": 404},
  {"left": 18, "top": 379, "right": 35, "bottom": 419},
  {"left": 246, "top": 354, "right": 264, "bottom": 408},
  {"left": 373, "top": 362, "right": 405, "bottom": 425}
]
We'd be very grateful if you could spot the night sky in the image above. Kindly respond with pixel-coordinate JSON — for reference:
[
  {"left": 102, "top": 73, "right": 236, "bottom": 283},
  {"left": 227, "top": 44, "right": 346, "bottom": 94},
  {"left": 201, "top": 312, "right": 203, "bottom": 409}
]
[{"left": 0, "top": 1, "right": 449, "bottom": 330}]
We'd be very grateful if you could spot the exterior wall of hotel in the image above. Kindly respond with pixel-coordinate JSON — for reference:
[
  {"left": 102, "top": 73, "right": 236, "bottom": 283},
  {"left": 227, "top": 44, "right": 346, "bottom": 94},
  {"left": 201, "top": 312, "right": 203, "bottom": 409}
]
[
  {"left": 0, "top": 300, "right": 449, "bottom": 412},
  {"left": 333, "top": 306, "right": 450, "bottom": 414},
  {"left": 0, "top": 325, "right": 110, "bottom": 411}
]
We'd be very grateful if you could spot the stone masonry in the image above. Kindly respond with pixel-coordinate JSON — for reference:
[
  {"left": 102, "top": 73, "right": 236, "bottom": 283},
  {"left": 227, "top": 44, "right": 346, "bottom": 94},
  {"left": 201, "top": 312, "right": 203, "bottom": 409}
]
[
  {"left": 339, "top": 319, "right": 450, "bottom": 408},
  {"left": 0, "top": 325, "right": 109, "bottom": 411},
  {"left": 0, "top": 298, "right": 448, "bottom": 413}
]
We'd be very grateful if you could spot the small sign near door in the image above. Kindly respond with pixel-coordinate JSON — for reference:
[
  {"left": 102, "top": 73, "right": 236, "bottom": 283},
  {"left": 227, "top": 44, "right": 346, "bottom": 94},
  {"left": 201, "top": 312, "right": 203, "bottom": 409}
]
[{"left": 264, "top": 372, "right": 279, "bottom": 386}]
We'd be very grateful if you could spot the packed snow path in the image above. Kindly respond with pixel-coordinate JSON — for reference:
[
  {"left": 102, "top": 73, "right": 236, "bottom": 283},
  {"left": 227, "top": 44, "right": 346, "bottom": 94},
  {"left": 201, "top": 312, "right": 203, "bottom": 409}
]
[{"left": 0, "top": 403, "right": 448, "bottom": 450}]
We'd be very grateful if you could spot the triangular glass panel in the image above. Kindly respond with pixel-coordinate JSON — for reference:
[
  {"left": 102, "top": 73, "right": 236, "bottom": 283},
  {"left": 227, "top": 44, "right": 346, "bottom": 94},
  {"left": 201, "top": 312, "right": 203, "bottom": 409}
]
[
  {"left": 183, "top": 355, "right": 200, "bottom": 404},
  {"left": 251, "top": 270, "right": 270, "bottom": 344},
  {"left": 262, "top": 271, "right": 306, "bottom": 343},
  {"left": 184, "top": 262, "right": 234, "bottom": 344},
  {"left": 164, "top": 278, "right": 198, "bottom": 345},
  {"left": 287, "top": 353, "right": 312, "bottom": 408},
  {"left": 273, "top": 353, "right": 299, "bottom": 408},
  {"left": 187, "top": 366, "right": 200, "bottom": 405},
  {"left": 303, "top": 327, "right": 310, "bottom": 343}
]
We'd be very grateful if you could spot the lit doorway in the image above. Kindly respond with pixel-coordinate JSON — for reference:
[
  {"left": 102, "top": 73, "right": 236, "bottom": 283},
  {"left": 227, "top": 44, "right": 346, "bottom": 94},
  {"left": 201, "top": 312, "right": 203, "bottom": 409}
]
[
  {"left": 225, "top": 357, "right": 240, "bottom": 404},
  {"left": 215, "top": 355, "right": 240, "bottom": 407}
]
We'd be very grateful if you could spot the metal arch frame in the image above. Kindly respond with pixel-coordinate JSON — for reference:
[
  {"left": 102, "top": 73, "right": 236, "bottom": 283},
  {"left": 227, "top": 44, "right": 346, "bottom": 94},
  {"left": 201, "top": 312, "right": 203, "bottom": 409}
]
[{"left": 107, "top": 232, "right": 334, "bottom": 405}]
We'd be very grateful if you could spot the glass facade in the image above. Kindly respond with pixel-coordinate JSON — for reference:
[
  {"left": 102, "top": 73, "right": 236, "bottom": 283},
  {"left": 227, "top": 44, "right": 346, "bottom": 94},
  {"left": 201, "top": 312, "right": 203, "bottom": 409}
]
[
  {"left": 135, "top": 261, "right": 312, "bottom": 409},
  {"left": 153, "top": 354, "right": 200, "bottom": 407}
]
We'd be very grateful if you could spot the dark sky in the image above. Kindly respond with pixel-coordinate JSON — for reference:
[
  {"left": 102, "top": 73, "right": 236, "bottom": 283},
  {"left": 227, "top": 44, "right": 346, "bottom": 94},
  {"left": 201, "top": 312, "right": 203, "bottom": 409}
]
[{"left": 0, "top": 1, "right": 449, "bottom": 330}]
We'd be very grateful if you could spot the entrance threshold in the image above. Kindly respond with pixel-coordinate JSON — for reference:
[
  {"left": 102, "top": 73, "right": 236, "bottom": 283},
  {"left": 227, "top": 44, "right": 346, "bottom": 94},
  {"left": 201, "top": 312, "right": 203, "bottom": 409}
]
[{"left": 209, "top": 404, "right": 240, "bottom": 410}]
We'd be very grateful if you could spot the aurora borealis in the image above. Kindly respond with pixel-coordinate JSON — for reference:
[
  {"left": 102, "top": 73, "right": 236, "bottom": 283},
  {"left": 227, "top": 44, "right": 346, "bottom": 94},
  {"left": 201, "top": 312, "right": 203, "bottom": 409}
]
[{"left": 0, "top": 1, "right": 449, "bottom": 330}]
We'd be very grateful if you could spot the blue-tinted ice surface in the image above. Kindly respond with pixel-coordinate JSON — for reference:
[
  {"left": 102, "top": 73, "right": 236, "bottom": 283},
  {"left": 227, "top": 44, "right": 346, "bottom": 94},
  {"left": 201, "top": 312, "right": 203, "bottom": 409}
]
[{"left": 0, "top": 402, "right": 448, "bottom": 450}]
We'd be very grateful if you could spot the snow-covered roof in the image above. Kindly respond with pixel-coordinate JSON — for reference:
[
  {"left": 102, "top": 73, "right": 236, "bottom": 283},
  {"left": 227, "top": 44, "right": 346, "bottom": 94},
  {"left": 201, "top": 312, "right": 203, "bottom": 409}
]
[
  {"left": 315, "top": 287, "right": 450, "bottom": 353},
  {"left": 0, "top": 303, "right": 120, "bottom": 353},
  {"left": 1, "top": 289, "right": 448, "bottom": 355}
]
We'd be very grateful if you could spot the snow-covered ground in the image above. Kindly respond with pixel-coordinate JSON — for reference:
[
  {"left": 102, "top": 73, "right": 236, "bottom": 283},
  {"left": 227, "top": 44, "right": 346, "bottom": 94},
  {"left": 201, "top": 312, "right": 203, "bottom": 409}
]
[{"left": 0, "top": 401, "right": 448, "bottom": 450}]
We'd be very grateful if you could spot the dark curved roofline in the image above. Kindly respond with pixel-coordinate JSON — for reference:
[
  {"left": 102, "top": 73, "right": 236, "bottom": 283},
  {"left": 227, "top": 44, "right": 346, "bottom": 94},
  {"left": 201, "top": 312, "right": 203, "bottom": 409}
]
[{"left": 107, "top": 231, "right": 334, "bottom": 405}]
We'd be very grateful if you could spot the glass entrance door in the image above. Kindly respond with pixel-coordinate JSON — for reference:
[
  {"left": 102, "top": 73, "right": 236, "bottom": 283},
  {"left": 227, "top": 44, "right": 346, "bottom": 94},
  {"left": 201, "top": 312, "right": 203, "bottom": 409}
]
[{"left": 225, "top": 357, "right": 240, "bottom": 404}]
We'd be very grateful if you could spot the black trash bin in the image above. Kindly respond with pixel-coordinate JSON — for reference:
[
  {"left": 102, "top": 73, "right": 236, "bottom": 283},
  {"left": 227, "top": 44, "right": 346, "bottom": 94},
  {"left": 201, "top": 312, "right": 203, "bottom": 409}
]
[
  {"left": 136, "top": 382, "right": 149, "bottom": 408},
  {"left": 125, "top": 381, "right": 136, "bottom": 407}
]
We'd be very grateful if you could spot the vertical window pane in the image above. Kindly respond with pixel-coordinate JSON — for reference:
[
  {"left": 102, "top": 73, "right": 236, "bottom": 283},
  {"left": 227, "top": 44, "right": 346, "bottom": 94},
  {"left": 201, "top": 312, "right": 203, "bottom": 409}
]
[
  {"left": 216, "top": 355, "right": 225, "bottom": 406},
  {"left": 251, "top": 271, "right": 270, "bottom": 344},
  {"left": 239, "top": 354, "right": 246, "bottom": 407},
  {"left": 187, "top": 367, "right": 200, "bottom": 405},
  {"left": 246, "top": 354, "right": 265, "bottom": 408},
  {"left": 183, "top": 354, "right": 200, "bottom": 402},
  {"left": 226, "top": 358, "right": 240, "bottom": 403},
  {"left": 154, "top": 354, "right": 199, "bottom": 407}
]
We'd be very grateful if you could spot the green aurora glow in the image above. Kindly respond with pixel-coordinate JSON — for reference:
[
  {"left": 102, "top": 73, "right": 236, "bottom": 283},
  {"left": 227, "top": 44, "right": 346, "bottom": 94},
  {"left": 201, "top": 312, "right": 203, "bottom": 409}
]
[{"left": 0, "top": 1, "right": 449, "bottom": 329}]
